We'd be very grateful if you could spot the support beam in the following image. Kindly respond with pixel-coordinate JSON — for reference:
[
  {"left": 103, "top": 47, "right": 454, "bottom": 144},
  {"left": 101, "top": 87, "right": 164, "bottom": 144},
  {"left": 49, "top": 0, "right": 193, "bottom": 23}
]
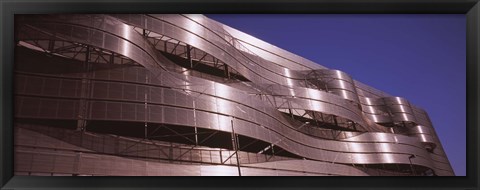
[
  {"left": 193, "top": 100, "right": 198, "bottom": 145},
  {"left": 311, "top": 111, "right": 320, "bottom": 127},
  {"left": 231, "top": 119, "right": 241, "bottom": 176},
  {"left": 47, "top": 40, "right": 54, "bottom": 52},
  {"left": 163, "top": 40, "right": 168, "bottom": 52},
  {"left": 190, "top": 52, "right": 208, "bottom": 69},
  {"left": 187, "top": 44, "right": 193, "bottom": 68},
  {"left": 76, "top": 46, "right": 90, "bottom": 132},
  {"left": 173, "top": 131, "right": 219, "bottom": 161},
  {"left": 170, "top": 41, "right": 181, "bottom": 54},
  {"left": 109, "top": 52, "right": 114, "bottom": 64},
  {"left": 144, "top": 72, "right": 148, "bottom": 139},
  {"left": 224, "top": 64, "right": 230, "bottom": 79},
  {"left": 333, "top": 115, "right": 339, "bottom": 127}
]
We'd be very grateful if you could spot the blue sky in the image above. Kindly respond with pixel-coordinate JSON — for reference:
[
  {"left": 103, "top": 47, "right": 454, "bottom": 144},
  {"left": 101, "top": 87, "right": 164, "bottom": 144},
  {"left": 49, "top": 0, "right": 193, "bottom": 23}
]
[{"left": 206, "top": 14, "right": 466, "bottom": 176}]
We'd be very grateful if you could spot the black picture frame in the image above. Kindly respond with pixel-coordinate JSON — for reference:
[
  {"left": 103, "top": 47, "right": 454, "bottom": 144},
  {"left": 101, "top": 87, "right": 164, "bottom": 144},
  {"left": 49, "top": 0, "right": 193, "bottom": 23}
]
[{"left": 1, "top": 0, "right": 478, "bottom": 189}]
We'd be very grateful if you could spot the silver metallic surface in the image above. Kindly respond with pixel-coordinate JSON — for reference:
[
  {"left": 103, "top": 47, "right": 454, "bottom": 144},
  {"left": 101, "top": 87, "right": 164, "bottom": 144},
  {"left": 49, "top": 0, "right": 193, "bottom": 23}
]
[{"left": 14, "top": 14, "right": 454, "bottom": 176}]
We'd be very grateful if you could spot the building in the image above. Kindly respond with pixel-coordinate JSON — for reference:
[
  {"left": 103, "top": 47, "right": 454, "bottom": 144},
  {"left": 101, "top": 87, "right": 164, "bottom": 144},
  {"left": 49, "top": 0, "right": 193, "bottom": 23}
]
[{"left": 13, "top": 14, "right": 454, "bottom": 176}]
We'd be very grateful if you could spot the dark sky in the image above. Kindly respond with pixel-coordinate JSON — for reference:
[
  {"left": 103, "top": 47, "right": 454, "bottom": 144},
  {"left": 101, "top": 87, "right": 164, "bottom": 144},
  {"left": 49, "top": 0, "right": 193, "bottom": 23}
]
[{"left": 206, "top": 14, "right": 466, "bottom": 176}]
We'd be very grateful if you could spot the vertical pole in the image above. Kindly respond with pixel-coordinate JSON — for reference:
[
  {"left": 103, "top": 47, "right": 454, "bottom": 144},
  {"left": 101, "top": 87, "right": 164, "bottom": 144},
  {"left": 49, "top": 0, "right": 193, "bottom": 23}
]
[
  {"left": 187, "top": 45, "right": 193, "bottom": 68},
  {"left": 144, "top": 72, "right": 148, "bottom": 139},
  {"left": 408, "top": 155, "right": 416, "bottom": 175},
  {"left": 333, "top": 116, "right": 338, "bottom": 127},
  {"left": 219, "top": 149, "right": 223, "bottom": 164},
  {"left": 193, "top": 100, "right": 198, "bottom": 145},
  {"left": 270, "top": 144, "right": 275, "bottom": 160},
  {"left": 48, "top": 40, "right": 54, "bottom": 52},
  {"left": 231, "top": 118, "right": 241, "bottom": 176},
  {"left": 288, "top": 109, "right": 294, "bottom": 119},
  {"left": 77, "top": 46, "right": 90, "bottom": 132},
  {"left": 288, "top": 102, "right": 294, "bottom": 119},
  {"left": 224, "top": 64, "right": 230, "bottom": 79},
  {"left": 109, "top": 52, "right": 114, "bottom": 64},
  {"left": 142, "top": 27, "right": 148, "bottom": 139},
  {"left": 164, "top": 40, "right": 167, "bottom": 52},
  {"left": 312, "top": 112, "right": 319, "bottom": 127}
]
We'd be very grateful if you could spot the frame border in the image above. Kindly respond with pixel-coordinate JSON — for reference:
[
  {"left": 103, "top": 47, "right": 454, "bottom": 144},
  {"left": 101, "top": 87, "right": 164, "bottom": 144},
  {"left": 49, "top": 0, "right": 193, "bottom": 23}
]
[{"left": 1, "top": 0, "right": 478, "bottom": 189}]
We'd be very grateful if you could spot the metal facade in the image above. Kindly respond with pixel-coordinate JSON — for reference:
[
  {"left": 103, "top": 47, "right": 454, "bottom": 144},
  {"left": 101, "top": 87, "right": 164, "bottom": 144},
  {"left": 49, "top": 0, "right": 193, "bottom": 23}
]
[{"left": 13, "top": 14, "right": 454, "bottom": 176}]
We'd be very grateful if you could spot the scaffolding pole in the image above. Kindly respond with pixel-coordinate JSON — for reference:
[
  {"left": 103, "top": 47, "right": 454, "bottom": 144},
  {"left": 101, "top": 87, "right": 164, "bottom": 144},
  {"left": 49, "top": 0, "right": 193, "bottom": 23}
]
[{"left": 231, "top": 118, "right": 241, "bottom": 176}]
